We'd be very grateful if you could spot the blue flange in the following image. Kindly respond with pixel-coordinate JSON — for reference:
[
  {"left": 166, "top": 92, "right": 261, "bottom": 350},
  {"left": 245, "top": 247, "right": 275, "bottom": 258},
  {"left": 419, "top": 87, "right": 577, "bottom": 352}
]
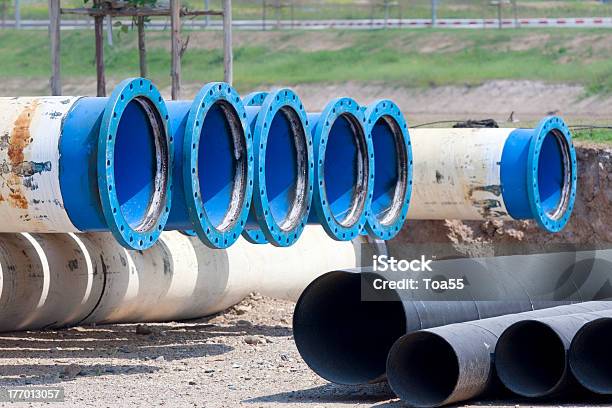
[
  {"left": 179, "top": 82, "right": 254, "bottom": 248},
  {"left": 501, "top": 116, "right": 577, "bottom": 233},
  {"left": 362, "top": 99, "right": 413, "bottom": 240},
  {"left": 97, "top": 78, "right": 173, "bottom": 250},
  {"left": 307, "top": 97, "right": 374, "bottom": 241},
  {"left": 242, "top": 89, "right": 314, "bottom": 247}
]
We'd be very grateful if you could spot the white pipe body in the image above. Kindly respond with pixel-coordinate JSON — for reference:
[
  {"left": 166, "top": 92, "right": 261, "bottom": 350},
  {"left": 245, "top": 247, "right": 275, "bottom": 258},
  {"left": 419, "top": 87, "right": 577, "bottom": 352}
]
[
  {"left": 407, "top": 128, "right": 512, "bottom": 220},
  {"left": 0, "top": 227, "right": 358, "bottom": 330},
  {"left": 0, "top": 97, "right": 80, "bottom": 232}
]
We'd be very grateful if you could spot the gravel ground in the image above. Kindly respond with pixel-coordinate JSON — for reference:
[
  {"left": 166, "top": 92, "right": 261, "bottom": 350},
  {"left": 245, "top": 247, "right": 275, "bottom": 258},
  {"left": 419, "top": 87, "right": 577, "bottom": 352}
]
[{"left": 0, "top": 294, "right": 610, "bottom": 408}]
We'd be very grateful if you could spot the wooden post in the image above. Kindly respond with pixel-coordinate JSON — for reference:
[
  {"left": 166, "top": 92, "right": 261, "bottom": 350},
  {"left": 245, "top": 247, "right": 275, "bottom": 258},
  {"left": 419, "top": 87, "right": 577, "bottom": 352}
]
[
  {"left": 223, "top": 0, "right": 233, "bottom": 85},
  {"left": 93, "top": 0, "right": 106, "bottom": 96},
  {"left": 170, "top": 0, "right": 181, "bottom": 100},
  {"left": 48, "top": 0, "right": 61, "bottom": 95},
  {"left": 137, "top": 16, "right": 147, "bottom": 77}
]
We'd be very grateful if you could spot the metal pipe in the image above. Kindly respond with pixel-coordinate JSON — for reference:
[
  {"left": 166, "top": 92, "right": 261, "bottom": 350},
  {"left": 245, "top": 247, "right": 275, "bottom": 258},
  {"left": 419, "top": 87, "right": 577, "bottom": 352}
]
[
  {"left": 241, "top": 90, "right": 314, "bottom": 247},
  {"left": 165, "top": 82, "right": 253, "bottom": 248},
  {"left": 495, "top": 308, "right": 612, "bottom": 399},
  {"left": 362, "top": 100, "right": 412, "bottom": 240},
  {"left": 569, "top": 315, "right": 612, "bottom": 394},
  {"left": 407, "top": 116, "right": 577, "bottom": 233},
  {"left": 305, "top": 97, "right": 373, "bottom": 241},
  {"left": 0, "top": 78, "right": 173, "bottom": 250},
  {"left": 387, "top": 302, "right": 612, "bottom": 407},
  {"left": 293, "top": 249, "right": 610, "bottom": 386}
]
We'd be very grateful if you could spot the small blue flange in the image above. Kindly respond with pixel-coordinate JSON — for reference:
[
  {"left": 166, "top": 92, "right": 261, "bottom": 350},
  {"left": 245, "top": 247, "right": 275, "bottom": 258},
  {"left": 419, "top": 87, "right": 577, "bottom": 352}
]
[
  {"left": 363, "top": 99, "right": 413, "bottom": 240},
  {"left": 527, "top": 116, "right": 577, "bottom": 233},
  {"left": 312, "top": 97, "right": 374, "bottom": 241},
  {"left": 183, "top": 82, "right": 254, "bottom": 248},
  {"left": 97, "top": 77, "right": 173, "bottom": 250},
  {"left": 242, "top": 89, "right": 314, "bottom": 247}
]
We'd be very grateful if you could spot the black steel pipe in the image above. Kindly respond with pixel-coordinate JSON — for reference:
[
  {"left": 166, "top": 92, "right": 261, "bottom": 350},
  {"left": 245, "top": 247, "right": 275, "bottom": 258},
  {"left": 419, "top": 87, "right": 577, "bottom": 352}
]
[
  {"left": 569, "top": 315, "right": 612, "bottom": 395},
  {"left": 387, "top": 302, "right": 612, "bottom": 407},
  {"left": 294, "top": 248, "right": 612, "bottom": 387},
  {"left": 495, "top": 308, "right": 612, "bottom": 399}
]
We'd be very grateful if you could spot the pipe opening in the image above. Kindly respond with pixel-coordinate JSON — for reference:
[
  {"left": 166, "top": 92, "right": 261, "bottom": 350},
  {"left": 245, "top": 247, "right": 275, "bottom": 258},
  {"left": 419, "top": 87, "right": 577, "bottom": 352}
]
[
  {"left": 388, "top": 332, "right": 459, "bottom": 407},
  {"left": 570, "top": 318, "right": 612, "bottom": 394},
  {"left": 114, "top": 96, "right": 169, "bottom": 232},
  {"left": 293, "top": 271, "right": 406, "bottom": 384},
  {"left": 199, "top": 100, "right": 247, "bottom": 230},
  {"left": 324, "top": 113, "right": 368, "bottom": 227},
  {"left": 371, "top": 115, "right": 408, "bottom": 226},
  {"left": 265, "top": 106, "right": 308, "bottom": 232},
  {"left": 496, "top": 320, "right": 566, "bottom": 397},
  {"left": 537, "top": 129, "right": 572, "bottom": 219}
]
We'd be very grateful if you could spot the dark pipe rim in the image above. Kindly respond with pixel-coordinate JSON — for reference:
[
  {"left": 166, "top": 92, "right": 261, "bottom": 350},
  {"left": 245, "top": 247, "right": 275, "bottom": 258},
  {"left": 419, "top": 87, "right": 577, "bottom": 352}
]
[
  {"left": 527, "top": 116, "right": 577, "bottom": 233},
  {"left": 313, "top": 97, "right": 373, "bottom": 241},
  {"left": 363, "top": 99, "right": 413, "bottom": 240},
  {"left": 495, "top": 320, "right": 568, "bottom": 397},
  {"left": 387, "top": 331, "right": 460, "bottom": 407},
  {"left": 97, "top": 77, "right": 172, "bottom": 250},
  {"left": 242, "top": 89, "right": 314, "bottom": 247},
  {"left": 183, "top": 82, "right": 254, "bottom": 249},
  {"left": 569, "top": 317, "right": 612, "bottom": 394}
]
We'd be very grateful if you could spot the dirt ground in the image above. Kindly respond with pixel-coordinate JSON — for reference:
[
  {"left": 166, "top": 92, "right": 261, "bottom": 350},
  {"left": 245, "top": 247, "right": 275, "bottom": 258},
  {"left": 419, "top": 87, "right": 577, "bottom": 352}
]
[{"left": 2, "top": 78, "right": 612, "bottom": 125}]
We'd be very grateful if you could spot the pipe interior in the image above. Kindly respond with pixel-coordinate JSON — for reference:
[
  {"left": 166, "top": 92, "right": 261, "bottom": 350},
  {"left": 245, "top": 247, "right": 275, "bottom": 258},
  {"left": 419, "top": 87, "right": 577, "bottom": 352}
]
[
  {"left": 264, "top": 106, "right": 308, "bottom": 233},
  {"left": 371, "top": 115, "right": 408, "bottom": 226},
  {"left": 293, "top": 271, "right": 406, "bottom": 384},
  {"left": 388, "top": 332, "right": 459, "bottom": 406},
  {"left": 496, "top": 320, "right": 566, "bottom": 396},
  {"left": 323, "top": 113, "right": 368, "bottom": 227},
  {"left": 114, "top": 97, "right": 168, "bottom": 232},
  {"left": 537, "top": 129, "right": 572, "bottom": 219},
  {"left": 198, "top": 100, "right": 247, "bottom": 231},
  {"left": 570, "top": 318, "right": 612, "bottom": 394}
]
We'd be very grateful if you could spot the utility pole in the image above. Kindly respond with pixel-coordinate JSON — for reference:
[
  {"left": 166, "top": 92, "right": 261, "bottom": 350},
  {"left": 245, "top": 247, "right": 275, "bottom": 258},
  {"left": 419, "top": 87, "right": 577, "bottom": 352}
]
[
  {"left": 48, "top": 0, "right": 61, "bottom": 95},
  {"left": 431, "top": 0, "right": 437, "bottom": 27},
  {"left": 204, "top": 0, "right": 210, "bottom": 27},
  {"left": 223, "top": 0, "right": 233, "bottom": 85},
  {"left": 14, "top": 0, "right": 20, "bottom": 29}
]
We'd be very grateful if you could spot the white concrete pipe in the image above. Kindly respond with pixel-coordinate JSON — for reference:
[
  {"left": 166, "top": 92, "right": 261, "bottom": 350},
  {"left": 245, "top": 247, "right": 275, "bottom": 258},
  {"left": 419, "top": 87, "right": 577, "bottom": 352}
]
[
  {"left": 407, "top": 117, "right": 577, "bottom": 232},
  {"left": 0, "top": 227, "right": 358, "bottom": 331},
  {"left": 82, "top": 227, "right": 358, "bottom": 324},
  {"left": 0, "top": 233, "right": 104, "bottom": 331}
]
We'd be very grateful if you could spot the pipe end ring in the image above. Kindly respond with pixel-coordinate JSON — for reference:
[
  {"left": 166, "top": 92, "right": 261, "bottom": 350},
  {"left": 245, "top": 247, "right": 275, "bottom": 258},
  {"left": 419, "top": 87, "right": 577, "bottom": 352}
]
[
  {"left": 97, "top": 77, "right": 173, "bottom": 250},
  {"left": 184, "top": 82, "right": 254, "bottom": 249}
]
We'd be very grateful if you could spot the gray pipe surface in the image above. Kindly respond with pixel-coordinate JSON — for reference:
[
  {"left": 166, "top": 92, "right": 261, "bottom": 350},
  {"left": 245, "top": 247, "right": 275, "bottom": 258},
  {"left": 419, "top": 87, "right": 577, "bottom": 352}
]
[{"left": 386, "top": 302, "right": 612, "bottom": 408}]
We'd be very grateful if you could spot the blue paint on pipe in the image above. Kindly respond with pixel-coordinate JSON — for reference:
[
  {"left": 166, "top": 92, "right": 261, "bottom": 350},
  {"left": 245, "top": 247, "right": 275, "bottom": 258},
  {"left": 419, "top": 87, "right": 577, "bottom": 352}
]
[
  {"left": 362, "top": 100, "right": 413, "bottom": 240},
  {"left": 166, "top": 82, "right": 253, "bottom": 248},
  {"left": 241, "top": 90, "right": 314, "bottom": 247},
  {"left": 60, "top": 78, "right": 173, "bottom": 250},
  {"left": 500, "top": 116, "right": 576, "bottom": 232},
  {"left": 307, "top": 97, "right": 374, "bottom": 241}
]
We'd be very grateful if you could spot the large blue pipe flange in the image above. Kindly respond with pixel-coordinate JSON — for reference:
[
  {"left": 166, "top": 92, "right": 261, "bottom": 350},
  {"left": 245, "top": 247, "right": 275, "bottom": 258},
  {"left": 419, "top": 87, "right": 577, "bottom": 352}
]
[
  {"left": 362, "top": 99, "right": 413, "bottom": 240},
  {"left": 97, "top": 78, "right": 173, "bottom": 249},
  {"left": 501, "top": 116, "right": 577, "bottom": 233},
  {"left": 242, "top": 89, "right": 314, "bottom": 247},
  {"left": 307, "top": 97, "right": 374, "bottom": 241},
  {"left": 166, "top": 82, "right": 254, "bottom": 248}
]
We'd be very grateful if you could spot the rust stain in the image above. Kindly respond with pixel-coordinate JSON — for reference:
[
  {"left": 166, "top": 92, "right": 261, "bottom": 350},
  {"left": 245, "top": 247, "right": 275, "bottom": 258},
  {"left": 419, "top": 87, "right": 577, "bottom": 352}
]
[{"left": 5, "top": 99, "right": 40, "bottom": 210}]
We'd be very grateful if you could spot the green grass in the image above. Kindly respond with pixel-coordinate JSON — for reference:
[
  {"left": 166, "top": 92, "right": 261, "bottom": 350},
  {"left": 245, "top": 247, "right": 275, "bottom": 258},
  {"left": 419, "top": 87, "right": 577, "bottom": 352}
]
[
  {"left": 572, "top": 128, "right": 612, "bottom": 143},
  {"left": 1, "top": 28, "right": 611, "bottom": 95}
]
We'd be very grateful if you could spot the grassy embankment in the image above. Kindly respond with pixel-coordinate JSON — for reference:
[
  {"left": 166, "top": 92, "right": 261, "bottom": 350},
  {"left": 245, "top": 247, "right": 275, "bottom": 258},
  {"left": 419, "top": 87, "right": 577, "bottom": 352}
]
[{"left": 0, "top": 28, "right": 610, "bottom": 141}]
